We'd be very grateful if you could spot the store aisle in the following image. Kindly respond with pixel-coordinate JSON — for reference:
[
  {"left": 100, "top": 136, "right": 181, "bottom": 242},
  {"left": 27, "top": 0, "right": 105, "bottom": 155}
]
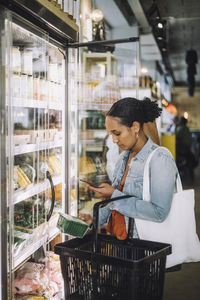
[{"left": 163, "top": 165, "right": 200, "bottom": 300}]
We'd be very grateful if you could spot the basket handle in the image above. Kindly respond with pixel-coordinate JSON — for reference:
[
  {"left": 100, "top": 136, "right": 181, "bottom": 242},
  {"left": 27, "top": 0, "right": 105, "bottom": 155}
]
[{"left": 93, "top": 194, "right": 133, "bottom": 251}]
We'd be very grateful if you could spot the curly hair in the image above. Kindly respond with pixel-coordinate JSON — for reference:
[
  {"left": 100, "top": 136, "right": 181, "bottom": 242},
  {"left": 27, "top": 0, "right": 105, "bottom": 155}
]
[{"left": 106, "top": 97, "right": 162, "bottom": 127}]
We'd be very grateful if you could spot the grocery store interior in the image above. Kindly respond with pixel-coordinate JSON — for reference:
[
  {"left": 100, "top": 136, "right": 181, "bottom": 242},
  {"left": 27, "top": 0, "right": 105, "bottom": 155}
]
[{"left": 0, "top": 0, "right": 200, "bottom": 299}]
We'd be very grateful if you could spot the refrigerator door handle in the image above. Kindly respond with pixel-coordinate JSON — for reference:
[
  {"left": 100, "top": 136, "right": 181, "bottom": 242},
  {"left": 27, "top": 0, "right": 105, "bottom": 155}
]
[{"left": 46, "top": 171, "right": 55, "bottom": 221}]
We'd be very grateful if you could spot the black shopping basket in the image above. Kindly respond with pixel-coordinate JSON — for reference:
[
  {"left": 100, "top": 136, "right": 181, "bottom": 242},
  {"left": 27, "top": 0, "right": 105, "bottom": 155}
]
[{"left": 55, "top": 196, "right": 172, "bottom": 300}]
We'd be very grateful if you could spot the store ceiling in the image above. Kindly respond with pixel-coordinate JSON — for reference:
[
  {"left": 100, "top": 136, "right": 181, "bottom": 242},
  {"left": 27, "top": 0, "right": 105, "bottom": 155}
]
[
  {"left": 139, "top": 0, "right": 200, "bottom": 86},
  {"left": 95, "top": 0, "right": 200, "bottom": 87}
]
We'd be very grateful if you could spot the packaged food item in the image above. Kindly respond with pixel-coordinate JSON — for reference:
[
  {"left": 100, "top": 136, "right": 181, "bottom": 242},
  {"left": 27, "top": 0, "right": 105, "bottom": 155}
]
[
  {"left": 13, "top": 230, "right": 34, "bottom": 257},
  {"left": 13, "top": 134, "right": 30, "bottom": 145},
  {"left": 16, "top": 166, "right": 31, "bottom": 188},
  {"left": 14, "top": 262, "right": 45, "bottom": 295},
  {"left": 21, "top": 50, "right": 33, "bottom": 75},
  {"left": 12, "top": 73, "right": 21, "bottom": 97},
  {"left": 48, "top": 155, "right": 62, "bottom": 175},
  {"left": 27, "top": 75, "right": 33, "bottom": 99},
  {"left": 48, "top": 63, "right": 58, "bottom": 82},
  {"left": 33, "top": 74, "right": 39, "bottom": 100},
  {"left": 20, "top": 74, "right": 28, "bottom": 98},
  {"left": 57, "top": 212, "right": 90, "bottom": 238},
  {"left": 20, "top": 164, "right": 36, "bottom": 183},
  {"left": 49, "top": 183, "right": 62, "bottom": 201},
  {"left": 39, "top": 75, "right": 47, "bottom": 101},
  {"left": 12, "top": 47, "right": 21, "bottom": 73}
]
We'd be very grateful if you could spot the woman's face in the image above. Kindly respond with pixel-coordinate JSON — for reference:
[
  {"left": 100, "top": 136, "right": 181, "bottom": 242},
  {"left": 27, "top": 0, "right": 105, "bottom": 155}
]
[{"left": 105, "top": 116, "right": 139, "bottom": 151}]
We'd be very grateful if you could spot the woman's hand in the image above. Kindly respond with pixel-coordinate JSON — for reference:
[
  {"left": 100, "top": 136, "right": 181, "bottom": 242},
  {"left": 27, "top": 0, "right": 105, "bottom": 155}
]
[
  {"left": 87, "top": 183, "right": 115, "bottom": 198},
  {"left": 79, "top": 213, "right": 93, "bottom": 225}
]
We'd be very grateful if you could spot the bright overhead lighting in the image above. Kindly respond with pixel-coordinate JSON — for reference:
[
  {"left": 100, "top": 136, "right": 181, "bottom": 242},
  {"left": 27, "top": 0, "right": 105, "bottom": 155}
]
[
  {"left": 184, "top": 112, "right": 189, "bottom": 119},
  {"left": 91, "top": 9, "right": 104, "bottom": 22},
  {"left": 157, "top": 22, "right": 163, "bottom": 29},
  {"left": 141, "top": 67, "right": 148, "bottom": 74}
]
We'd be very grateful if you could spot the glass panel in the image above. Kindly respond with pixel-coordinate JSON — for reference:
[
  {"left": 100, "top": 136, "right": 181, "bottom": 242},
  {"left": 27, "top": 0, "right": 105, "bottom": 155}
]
[
  {"left": 76, "top": 42, "right": 139, "bottom": 216},
  {"left": 68, "top": 47, "right": 78, "bottom": 216},
  {"left": 0, "top": 7, "right": 8, "bottom": 300},
  {"left": 4, "top": 14, "right": 65, "bottom": 299}
]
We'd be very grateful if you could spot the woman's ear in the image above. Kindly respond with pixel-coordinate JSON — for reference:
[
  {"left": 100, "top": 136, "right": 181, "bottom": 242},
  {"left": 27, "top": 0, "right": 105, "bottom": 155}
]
[{"left": 132, "top": 121, "right": 140, "bottom": 133}]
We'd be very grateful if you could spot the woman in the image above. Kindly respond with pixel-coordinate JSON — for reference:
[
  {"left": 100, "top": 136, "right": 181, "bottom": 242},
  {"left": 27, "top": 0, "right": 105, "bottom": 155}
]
[{"left": 80, "top": 97, "right": 178, "bottom": 240}]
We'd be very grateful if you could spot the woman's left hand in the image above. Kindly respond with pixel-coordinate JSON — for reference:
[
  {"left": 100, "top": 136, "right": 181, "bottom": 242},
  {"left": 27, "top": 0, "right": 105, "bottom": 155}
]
[{"left": 87, "top": 183, "right": 115, "bottom": 198}]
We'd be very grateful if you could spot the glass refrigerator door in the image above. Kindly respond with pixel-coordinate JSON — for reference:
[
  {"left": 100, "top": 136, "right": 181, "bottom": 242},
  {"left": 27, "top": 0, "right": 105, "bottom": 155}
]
[
  {"left": 3, "top": 11, "right": 65, "bottom": 299},
  {"left": 77, "top": 43, "right": 139, "bottom": 216},
  {"left": 68, "top": 47, "right": 79, "bottom": 217}
]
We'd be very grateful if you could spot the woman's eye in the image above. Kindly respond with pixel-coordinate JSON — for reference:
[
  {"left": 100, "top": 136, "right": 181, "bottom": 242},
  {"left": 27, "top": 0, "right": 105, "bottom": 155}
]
[{"left": 115, "top": 133, "right": 120, "bottom": 136}]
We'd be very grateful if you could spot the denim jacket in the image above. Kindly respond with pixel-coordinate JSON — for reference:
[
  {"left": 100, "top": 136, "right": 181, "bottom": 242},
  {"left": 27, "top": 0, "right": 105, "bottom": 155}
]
[{"left": 99, "top": 137, "right": 178, "bottom": 237}]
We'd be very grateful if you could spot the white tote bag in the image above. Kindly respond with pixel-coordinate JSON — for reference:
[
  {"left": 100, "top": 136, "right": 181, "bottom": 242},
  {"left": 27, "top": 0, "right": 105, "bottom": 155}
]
[{"left": 135, "top": 147, "right": 200, "bottom": 268}]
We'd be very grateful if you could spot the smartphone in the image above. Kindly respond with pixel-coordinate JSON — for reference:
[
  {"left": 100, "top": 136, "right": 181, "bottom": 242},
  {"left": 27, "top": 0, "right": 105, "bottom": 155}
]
[{"left": 79, "top": 178, "right": 100, "bottom": 188}]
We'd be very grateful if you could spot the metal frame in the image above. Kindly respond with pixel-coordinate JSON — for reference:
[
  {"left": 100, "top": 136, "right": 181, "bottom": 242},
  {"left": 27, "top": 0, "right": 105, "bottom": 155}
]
[
  {"left": 67, "top": 37, "right": 139, "bottom": 48},
  {"left": 0, "top": 7, "right": 8, "bottom": 300},
  {"left": 1, "top": 0, "right": 78, "bottom": 45}
]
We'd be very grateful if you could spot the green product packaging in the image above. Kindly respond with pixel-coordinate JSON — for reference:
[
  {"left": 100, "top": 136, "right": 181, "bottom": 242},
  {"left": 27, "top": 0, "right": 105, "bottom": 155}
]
[{"left": 57, "top": 212, "right": 90, "bottom": 238}]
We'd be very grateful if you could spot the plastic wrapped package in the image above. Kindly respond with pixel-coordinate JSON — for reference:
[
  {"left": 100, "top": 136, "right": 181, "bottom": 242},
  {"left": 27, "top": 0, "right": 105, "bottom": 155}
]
[
  {"left": 56, "top": 212, "right": 90, "bottom": 238},
  {"left": 45, "top": 251, "right": 62, "bottom": 287},
  {"left": 14, "top": 197, "right": 46, "bottom": 229},
  {"left": 15, "top": 166, "right": 31, "bottom": 189},
  {"left": 14, "top": 163, "right": 36, "bottom": 190},
  {"left": 14, "top": 253, "right": 63, "bottom": 299},
  {"left": 49, "top": 184, "right": 62, "bottom": 202},
  {"left": 13, "top": 230, "right": 34, "bottom": 257},
  {"left": 20, "top": 164, "right": 36, "bottom": 184},
  {"left": 48, "top": 155, "right": 62, "bottom": 175},
  {"left": 14, "top": 262, "right": 45, "bottom": 295}
]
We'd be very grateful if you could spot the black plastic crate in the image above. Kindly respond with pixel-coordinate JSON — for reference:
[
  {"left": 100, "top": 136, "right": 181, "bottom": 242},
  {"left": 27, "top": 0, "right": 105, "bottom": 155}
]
[{"left": 55, "top": 233, "right": 171, "bottom": 300}]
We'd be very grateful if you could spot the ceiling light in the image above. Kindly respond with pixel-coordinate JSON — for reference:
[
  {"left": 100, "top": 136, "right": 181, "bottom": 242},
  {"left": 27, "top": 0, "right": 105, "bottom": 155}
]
[
  {"left": 91, "top": 9, "right": 104, "bottom": 22},
  {"left": 141, "top": 67, "right": 148, "bottom": 74},
  {"left": 157, "top": 22, "right": 163, "bottom": 29},
  {"left": 162, "top": 47, "right": 167, "bottom": 52}
]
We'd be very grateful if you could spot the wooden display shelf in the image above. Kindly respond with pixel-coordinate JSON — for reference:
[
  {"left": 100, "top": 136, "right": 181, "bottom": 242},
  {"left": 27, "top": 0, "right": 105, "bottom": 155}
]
[{"left": 36, "top": 0, "right": 79, "bottom": 32}]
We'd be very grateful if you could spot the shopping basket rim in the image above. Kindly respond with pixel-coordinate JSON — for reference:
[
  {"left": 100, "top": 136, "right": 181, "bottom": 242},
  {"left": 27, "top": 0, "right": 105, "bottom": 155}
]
[{"left": 55, "top": 234, "right": 171, "bottom": 269}]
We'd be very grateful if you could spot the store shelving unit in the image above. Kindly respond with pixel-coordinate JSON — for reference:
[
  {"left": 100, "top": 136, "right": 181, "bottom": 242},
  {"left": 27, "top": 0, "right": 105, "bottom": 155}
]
[
  {"left": 0, "top": 1, "right": 79, "bottom": 298},
  {"left": 83, "top": 52, "right": 117, "bottom": 80},
  {"left": 77, "top": 51, "right": 119, "bottom": 210},
  {"left": 8, "top": 23, "right": 65, "bottom": 276},
  {"left": 13, "top": 175, "right": 62, "bottom": 204}
]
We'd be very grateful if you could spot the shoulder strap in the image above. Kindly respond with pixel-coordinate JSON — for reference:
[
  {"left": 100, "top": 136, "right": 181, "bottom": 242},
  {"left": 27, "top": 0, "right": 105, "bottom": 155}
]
[{"left": 143, "top": 147, "right": 182, "bottom": 202}]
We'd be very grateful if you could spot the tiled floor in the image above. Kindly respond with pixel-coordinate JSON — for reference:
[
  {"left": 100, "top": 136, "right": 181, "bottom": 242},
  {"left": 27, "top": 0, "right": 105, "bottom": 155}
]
[{"left": 163, "top": 165, "right": 200, "bottom": 300}]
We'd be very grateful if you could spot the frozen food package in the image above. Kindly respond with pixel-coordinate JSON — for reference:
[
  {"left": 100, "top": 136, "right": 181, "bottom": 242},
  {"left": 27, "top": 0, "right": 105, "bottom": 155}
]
[
  {"left": 13, "top": 230, "right": 34, "bottom": 257},
  {"left": 57, "top": 212, "right": 90, "bottom": 238},
  {"left": 16, "top": 166, "right": 31, "bottom": 188},
  {"left": 20, "top": 164, "right": 36, "bottom": 183},
  {"left": 14, "top": 262, "right": 45, "bottom": 295},
  {"left": 48, "top": 155, "right": 62, "bottom": 175}
]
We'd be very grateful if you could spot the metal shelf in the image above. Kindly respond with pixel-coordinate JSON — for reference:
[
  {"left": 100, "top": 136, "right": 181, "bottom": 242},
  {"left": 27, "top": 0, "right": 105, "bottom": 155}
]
[
  {"left": 2, "top": 0, "right": 78, "bottom": 43},
  {"left": 13, "top": 175, "right": 62, "bottom": 204},
  {"left": 13, "top": 227, "right": 60, "bottom": 270},
  {"left": 76, "top": 103, "right": 112, "bottom": 111},
  {"left": 10, "top": 97, "right": 64, "bottom": 111},
  {"left": 13, "top": 139, "right": 63, "bottom": 156}
]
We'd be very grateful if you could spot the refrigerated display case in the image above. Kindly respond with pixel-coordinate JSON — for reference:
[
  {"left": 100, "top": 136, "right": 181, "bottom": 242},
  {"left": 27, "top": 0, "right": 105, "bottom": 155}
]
[
  {"left": 76, "top": 40, "right": 140, "bottom": 216},
  {"left": 0, "top": 1, "right": 79, "bottom": 299}
]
